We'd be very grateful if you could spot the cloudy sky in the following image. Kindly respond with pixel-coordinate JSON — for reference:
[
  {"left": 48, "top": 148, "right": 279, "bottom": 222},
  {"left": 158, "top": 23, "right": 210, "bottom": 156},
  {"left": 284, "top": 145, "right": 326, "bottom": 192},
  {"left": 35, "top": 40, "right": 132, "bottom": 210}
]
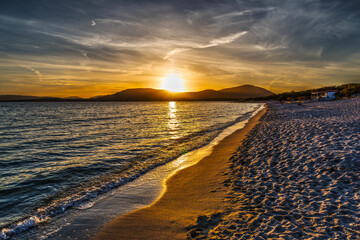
[{"left": 0, "top": 0, "right": 359, "bottom": 97}]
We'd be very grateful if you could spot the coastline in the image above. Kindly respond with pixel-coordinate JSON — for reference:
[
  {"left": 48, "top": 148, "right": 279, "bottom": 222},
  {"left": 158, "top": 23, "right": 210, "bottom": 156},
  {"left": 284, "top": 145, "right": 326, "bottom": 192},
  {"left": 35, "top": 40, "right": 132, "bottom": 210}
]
[{"left": 95, "top": 106, "right": 267, "bottom": 239}]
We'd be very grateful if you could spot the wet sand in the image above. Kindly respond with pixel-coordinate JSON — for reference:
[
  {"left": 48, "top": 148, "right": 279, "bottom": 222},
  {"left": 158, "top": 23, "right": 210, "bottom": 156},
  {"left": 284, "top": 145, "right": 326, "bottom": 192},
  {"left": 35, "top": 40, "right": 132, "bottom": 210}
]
[{"left": 95, "top": 107, "right": 267, "bottom": 240}]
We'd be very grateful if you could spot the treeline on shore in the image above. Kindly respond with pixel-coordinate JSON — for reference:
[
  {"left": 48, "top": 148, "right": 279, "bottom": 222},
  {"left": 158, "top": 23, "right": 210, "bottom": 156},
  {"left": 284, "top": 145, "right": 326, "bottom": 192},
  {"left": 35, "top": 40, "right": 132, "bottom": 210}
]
[{"left": 251, "top": 83, "right": 360, "bottom": 101}]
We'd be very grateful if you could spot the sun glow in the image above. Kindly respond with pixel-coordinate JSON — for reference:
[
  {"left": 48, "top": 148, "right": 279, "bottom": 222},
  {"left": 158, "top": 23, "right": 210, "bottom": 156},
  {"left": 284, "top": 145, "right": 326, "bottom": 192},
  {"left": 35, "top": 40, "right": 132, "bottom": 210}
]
[{"left": 161, "top": 73, "right": 185, "bottom": 92}]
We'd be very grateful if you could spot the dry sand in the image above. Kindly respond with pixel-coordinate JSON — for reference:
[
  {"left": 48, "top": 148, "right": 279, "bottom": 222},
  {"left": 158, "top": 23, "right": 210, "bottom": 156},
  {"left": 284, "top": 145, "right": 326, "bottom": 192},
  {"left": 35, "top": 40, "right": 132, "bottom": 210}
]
[
  {"left": 199, "top": 99, "right": 360, "bottom": 239},
  {"left": 95, "top": 107, "right": 267, "bottom": 240}
]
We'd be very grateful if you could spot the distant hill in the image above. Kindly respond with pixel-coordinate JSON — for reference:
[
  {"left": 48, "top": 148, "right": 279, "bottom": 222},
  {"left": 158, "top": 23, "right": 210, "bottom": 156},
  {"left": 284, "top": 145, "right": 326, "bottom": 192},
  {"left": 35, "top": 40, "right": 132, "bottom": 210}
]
[
  {"left": 219, "top": 85, "right": 275, "bottom": 99},
  {"left": 95, "top": 88, "right": 173, "bottom": 101},
  {"left": 0, "top": 95, "right": 38, "bottom": 101},
  {"left": 0, "top": 95, "right": 62, "bottom": 101},
  {"left": 0, "top": 85, "right": 274, "bottom": 101},
  {"left": 94, "top": 85, "right": 274, "bottom": 101},
  {"left": 64, "top": 96, "right": 83, "bottom": 100},
  {"left": 175, "top": 90, "right": 225, "bottom": 100}
]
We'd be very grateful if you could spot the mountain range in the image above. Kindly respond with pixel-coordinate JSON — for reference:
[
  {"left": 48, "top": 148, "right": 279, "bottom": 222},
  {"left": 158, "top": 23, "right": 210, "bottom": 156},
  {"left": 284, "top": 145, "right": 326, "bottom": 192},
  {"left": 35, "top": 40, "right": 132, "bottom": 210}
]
[{"left": 0, "top": 85, "right": 274, "bottom": 102}]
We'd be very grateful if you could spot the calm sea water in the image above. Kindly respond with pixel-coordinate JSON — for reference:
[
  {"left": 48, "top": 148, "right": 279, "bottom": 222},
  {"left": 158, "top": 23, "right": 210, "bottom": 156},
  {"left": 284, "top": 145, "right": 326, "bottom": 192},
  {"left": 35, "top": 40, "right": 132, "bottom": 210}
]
[{"left": 0, "top": 101, "right": 260, "bottom": 238}]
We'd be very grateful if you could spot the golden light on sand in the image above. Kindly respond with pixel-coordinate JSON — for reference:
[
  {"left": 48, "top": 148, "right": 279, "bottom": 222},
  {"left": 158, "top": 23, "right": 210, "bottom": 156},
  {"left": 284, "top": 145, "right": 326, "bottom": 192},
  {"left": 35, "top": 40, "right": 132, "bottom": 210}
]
[{"left": 161, "top": 73, "right": 185, "bottom": 92}]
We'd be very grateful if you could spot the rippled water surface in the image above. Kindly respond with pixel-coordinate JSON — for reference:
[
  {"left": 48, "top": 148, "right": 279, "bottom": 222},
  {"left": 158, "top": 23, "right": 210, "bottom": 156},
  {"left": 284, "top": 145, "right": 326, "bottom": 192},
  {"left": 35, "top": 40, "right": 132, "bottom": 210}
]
[{"left": 0, "top": 101, "right": 259, "bottom": 236}]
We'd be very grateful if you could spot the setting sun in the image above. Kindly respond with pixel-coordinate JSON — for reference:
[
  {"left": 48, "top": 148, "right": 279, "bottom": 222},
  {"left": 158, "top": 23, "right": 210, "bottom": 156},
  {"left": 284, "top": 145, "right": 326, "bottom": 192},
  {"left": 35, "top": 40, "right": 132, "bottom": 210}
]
[{"left": 161, "top": 73, "right": 185, "bottom": 92}]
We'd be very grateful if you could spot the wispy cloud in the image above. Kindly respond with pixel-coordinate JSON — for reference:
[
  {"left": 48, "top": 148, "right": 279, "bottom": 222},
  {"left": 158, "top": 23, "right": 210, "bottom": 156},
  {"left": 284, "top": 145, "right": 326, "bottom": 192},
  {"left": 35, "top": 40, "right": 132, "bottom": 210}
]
[
  {"left": 164, "top": 31, "right": 247, "bottom": 59},
  {"left": 200, "top": 31, "right": 247, "bottom": 48},
  {"left": 185, "top": 10, "right": 201, "bottom": 25},
  {"left": 214, "top": 8, "right": 275, "bottom": 20},
  {"left": 24, "top": 66, "right": 42, "bottom": 82},
  {"left": 164, "top": 48, "right": 191, "bottom": 60}
]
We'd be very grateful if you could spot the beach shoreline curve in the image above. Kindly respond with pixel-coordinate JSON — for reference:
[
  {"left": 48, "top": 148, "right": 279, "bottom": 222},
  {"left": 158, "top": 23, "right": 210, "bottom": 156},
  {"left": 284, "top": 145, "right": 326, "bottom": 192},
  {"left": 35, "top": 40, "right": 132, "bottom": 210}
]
[{"left": 94, "top": 105, "right": 268, "bottom": 240}]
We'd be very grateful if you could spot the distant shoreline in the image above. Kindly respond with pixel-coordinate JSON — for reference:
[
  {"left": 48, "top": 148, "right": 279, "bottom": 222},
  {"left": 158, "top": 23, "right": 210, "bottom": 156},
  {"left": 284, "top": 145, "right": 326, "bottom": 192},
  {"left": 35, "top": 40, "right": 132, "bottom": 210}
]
[
  {"left": 0, "top": 85, "right": 274, "bottom": 102},
  {"left": 0, "top": 99, "right": 261, "bottom": 102}
]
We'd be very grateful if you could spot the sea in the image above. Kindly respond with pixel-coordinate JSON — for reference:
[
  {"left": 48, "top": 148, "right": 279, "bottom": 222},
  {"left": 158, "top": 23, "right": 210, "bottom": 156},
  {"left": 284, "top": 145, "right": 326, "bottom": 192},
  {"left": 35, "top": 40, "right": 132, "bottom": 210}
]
[{"left": 0, "top": 101, "right": 262, "bottom": 239}]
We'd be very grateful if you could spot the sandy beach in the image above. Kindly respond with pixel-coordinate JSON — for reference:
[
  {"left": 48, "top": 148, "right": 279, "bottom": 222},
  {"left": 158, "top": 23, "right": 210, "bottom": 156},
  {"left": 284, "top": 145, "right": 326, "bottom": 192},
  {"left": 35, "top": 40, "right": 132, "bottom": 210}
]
[
  {"left": 94, "top": 106, "right": 267, "bottom": 240},
  {"left": 197, "top": 99, "right": 360, "bottom": 239},
  {"left": 96, "top": 98, "right": 359, "bottom": 240}
]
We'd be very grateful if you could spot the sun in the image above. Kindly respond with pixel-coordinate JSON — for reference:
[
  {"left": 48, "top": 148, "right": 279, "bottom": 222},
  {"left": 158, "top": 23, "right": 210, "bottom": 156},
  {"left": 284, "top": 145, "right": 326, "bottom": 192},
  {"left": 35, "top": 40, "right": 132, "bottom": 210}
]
[{"left": 161, "top": 73, "right": 185, "bottom": 92}]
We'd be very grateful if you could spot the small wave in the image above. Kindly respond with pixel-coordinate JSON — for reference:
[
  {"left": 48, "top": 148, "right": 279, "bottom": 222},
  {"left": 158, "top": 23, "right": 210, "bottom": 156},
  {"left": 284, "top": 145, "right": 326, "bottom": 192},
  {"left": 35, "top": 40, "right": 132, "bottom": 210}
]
[{"left": 0, "top": 216, "right": 49, "bottom": 240}]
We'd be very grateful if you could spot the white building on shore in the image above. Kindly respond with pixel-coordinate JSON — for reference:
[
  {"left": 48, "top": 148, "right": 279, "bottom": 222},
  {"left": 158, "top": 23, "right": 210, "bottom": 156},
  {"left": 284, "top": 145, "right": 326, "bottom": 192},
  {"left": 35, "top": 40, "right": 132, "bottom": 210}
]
[{"left": 311, "top": 90, "right": 338, "bottom": 101}]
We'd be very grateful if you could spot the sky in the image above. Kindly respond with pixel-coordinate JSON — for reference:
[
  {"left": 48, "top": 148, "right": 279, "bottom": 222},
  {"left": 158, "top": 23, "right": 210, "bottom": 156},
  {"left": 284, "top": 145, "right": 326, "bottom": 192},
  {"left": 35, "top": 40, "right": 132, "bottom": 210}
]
[{"left": 0, "top": 0, "right": 360, "bottom": 97}]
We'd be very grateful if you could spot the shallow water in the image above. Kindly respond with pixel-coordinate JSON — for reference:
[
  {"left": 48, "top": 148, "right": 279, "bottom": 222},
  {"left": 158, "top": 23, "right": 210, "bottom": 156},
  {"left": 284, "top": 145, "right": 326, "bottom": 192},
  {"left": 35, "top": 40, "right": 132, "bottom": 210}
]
[{"left": 0, "top": 101, "right": 260, "bottom": 238}]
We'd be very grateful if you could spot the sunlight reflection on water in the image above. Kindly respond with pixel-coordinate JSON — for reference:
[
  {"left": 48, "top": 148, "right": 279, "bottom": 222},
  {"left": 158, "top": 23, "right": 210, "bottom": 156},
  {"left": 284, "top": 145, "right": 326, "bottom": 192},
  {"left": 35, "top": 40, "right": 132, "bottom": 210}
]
[{"left": 168, "top": 101, "right": 180, "bottom": 139}]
